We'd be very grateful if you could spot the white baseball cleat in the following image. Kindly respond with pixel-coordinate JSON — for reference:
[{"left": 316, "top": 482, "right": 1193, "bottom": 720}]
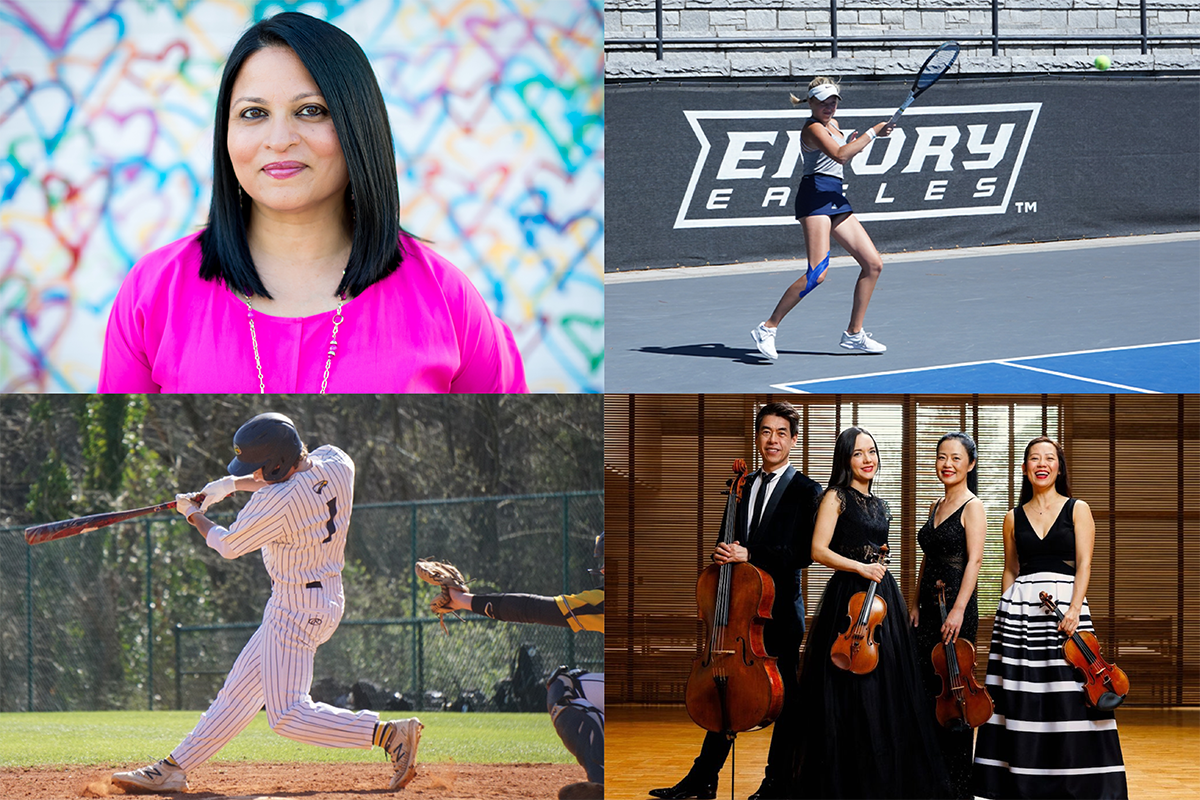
[
  {"left": 840, "top": 329, "right": 887, "bottom": 353},
  {"left": 382, "top": 717, "right": 424, "bottom": 790},
  {"left": 112, "top": 759, "right": 189, "bottom": 792},
  {"left": 751, "top": 323, "right": 779, "bottom": 360}
]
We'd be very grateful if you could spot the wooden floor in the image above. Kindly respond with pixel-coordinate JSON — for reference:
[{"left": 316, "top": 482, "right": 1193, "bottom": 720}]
[{"left": 606, "top": 705, "right": 1200, "bottom": 799}]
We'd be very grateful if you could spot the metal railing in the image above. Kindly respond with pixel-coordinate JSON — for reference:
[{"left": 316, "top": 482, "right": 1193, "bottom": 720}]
[{"left": 606, "top": 0, "right": 1200, "bottom": 60}]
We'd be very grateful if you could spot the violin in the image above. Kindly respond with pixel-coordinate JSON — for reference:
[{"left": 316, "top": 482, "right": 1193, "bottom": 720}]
[
  {"left": 830, "top": 544, "right": 889, "bottom": 675},
  {"left": 931, "top": 580, "right": 993, "bottom": 731},
  {"left": 685, "top": 460, "right": 785, "bottom": 734},
  {"left": 1039, "top": 591, "right": 1129, "bottom": 710}
]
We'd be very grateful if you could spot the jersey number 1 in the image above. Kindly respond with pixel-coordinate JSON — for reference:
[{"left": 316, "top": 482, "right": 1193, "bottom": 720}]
[{"left": 322, "top": 498, "right": 338, "bottom": 543}]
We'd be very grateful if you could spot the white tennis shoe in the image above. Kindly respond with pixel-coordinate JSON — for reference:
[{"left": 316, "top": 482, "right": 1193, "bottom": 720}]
[
  {"left": 112, "top": 759, "right": 189, "bottom": 792},
  {"left": 751, "top": 323, "right": 779, "bottom": 360},
  {"left": 382, "top": 717, "right": 424, "bottom": 789},
  {"left": 840, "top": 330, "right": 887, "bottom": 353}
]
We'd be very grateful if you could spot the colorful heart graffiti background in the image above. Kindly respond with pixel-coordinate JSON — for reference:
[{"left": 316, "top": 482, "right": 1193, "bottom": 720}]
[{"left": 0, "top": 0, "right": 603, "bottom": 392}]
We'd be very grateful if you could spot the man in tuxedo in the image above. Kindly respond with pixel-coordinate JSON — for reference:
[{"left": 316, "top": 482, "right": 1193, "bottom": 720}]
[{"left": 650, "top": 401, "right": 822, "bottom": 800}]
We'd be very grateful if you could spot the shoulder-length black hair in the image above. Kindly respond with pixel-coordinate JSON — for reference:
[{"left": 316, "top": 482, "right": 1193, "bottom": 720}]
[
  {"left": 828, "top": 426, "right": 880, "bottom": 493},
  {"left": 198, "top": 12, "right": 405, "bottom": 299},
  {"left": 937, "top": 431, "right": 979, "bottom": 494},
  {"left": 1018, "top": 435, "right": 1071, "bottom": 506}
]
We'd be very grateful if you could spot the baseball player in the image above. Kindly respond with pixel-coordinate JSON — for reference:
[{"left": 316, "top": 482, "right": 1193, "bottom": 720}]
[
  {"left": 112, "top": 412, "right": 422, "bottom": 793},
  {"left": 438, "top": 533, "right": 604, "bottom": 800}
]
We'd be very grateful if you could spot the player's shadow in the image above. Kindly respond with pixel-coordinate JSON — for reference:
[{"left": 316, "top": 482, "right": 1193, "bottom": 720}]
[{"left": 638, "top": 343, "right": 877, "bottom": 364}]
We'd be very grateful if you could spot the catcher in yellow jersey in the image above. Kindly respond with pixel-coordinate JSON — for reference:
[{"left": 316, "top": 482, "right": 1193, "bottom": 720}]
[{"left": 423, "top": 534, "right": 604, "bottom": 800}]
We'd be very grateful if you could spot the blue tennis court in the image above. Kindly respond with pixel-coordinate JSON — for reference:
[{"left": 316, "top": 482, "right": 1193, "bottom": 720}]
[
  {"left": 773, "top": 341, "right": 1199, "bottom": 394},
  {"left": 605, "top": 235, "right": 1200, "bottom": 393}
]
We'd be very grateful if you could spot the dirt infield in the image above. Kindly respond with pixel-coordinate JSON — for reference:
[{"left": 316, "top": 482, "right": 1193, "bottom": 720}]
[{"left": 0, "top": 762, "right": 584, "bottom": 799}]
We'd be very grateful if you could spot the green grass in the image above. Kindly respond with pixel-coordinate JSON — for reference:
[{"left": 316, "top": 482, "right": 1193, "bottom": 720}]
[{"left": 0, "top": 711, "right": 569, "bottom": 768}]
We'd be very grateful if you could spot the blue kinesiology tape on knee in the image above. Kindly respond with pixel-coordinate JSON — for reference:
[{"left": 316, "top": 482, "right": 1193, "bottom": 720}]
[{"left": 796, "top": 252, "right": 830, "bottom": 300}]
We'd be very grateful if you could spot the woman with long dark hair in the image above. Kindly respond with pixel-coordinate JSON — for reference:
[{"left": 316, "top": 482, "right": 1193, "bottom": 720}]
[
  {"left": 790, "top": 427, "right": 951, "bottom": 798},
  {"left": 973, "top": 436, "right": 1127, "bottom": 798},
  {"left": 909, "top": 432, "right": 987, "bottom": 798},
  {"left": 100, "top": 12, "right": 525, "bottom": 393}
]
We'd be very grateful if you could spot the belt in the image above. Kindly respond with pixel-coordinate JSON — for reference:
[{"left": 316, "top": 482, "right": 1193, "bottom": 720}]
[{"left": 305, "top": 581, "right": 322, "bottom": 589}]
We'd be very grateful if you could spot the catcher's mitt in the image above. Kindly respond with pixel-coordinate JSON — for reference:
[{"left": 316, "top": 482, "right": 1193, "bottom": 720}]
[{"left": 415, "top": 559, "right": 469, "bottom": 634}]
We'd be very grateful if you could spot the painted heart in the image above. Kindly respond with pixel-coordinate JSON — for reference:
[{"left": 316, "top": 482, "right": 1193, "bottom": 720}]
[
  {"left": 90, "top": 109, "right": 157, "bottom": 163},
  {"left": 3, "top": 0, "right": 100, "bottom": 53},
  {"left": 106, "top": 164, "right": 204, "bottom": 266},
  {"left": 0, "top": 78, "right": 74, "bottom": 155},
  {"left": 43, "top": 169, "right": 109, "bottom": 264},
  {"left": 120, "top": 39, "right": 192, "bottom": 99}
]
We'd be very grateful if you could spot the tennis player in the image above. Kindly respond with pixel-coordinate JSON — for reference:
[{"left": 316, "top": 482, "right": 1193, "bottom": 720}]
[{"left": 751, "top": 78, "right": 895, "bottom": 359}]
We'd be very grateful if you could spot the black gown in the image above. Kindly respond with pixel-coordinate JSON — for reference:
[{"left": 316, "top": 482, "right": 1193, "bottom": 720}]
[
  {"left": 791, "top": 487, "right": 953, "bottom": 799},
  {"left": 913, "top": 499, "right": 980, "bottom": 800}
]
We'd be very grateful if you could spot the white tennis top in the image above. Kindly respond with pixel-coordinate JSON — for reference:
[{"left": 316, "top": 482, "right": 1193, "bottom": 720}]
[{"left": 801, "top": 118, "right": 846, "bottom": 179}]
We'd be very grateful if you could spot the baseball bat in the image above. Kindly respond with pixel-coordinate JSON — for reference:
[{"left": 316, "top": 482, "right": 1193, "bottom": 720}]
[{"left": 24, "top": 494, "right": 205, "bottom": 545}]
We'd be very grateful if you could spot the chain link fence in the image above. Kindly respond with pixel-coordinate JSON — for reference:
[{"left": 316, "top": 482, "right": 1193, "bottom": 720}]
[{"left": 0, "top": 492, "right": 602, "bottom": 712}]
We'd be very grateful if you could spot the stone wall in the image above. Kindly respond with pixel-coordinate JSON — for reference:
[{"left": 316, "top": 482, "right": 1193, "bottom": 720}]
[{"left": 605, "top": 1, "right": 1200, "bottom": 77}]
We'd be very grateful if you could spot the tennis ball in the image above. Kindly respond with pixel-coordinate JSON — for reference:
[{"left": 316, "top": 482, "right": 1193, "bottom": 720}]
[{"left": 1094, "top": 55, "right": 1111, "bottom": 71}]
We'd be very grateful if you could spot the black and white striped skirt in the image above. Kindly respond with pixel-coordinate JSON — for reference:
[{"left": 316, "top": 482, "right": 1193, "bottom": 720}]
[{"left": 972, "top": 571, "right": 1128, "bottom": 799}]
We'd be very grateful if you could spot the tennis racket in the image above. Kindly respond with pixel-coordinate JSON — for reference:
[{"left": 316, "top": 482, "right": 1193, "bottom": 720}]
[{"left": 889, "top": 41, "right": 960, "bottom": 126}]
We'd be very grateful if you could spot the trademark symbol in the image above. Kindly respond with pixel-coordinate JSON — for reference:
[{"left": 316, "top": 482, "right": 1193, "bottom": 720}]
[{"left": 1015, "top": 201, "right": 1038, "bottom": 213}]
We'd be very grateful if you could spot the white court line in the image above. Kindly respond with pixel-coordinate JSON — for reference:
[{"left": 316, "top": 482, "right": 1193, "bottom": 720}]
[
  {"left": 770, "top": 338, "right": 1200, "bottom": 393},
  {"left": 606, "top": 231, "right": 1200, "bottom": 284},
  {"left": 997, "top": 361, "right": 1157, "bottom": 393}
]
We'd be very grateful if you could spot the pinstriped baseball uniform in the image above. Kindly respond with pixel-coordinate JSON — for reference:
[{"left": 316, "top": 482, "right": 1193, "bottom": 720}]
[{"left": 172, "top": 444, "right": 376, "bottom": 770}]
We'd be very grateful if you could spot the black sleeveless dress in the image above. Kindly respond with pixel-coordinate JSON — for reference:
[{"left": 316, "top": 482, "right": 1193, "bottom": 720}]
[
  {"left": 972, "top": 498, "right": 1128, "bottom": 798},
  {"left": 914, "top": 499, "right": 980, "bottom": 799},
  {"left": 791, "top": 488, "right": 953, "bottom": 799}
]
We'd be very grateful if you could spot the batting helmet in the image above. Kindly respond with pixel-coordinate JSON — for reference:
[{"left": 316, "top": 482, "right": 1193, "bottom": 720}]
[{"left": 227, "top": 413, "right": 303, "bottom": 482}]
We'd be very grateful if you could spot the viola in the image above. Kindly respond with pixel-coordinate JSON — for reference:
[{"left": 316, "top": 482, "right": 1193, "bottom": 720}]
[
  {"left": 685, "top": 460, "right": 785, "bottom": 734},
  {"left": 931, "top": 580, "right": 993, "bottom": 731},
  {"left": 830, "top": 544, "right": 889, "bottom": 675},
  {"left": 1039, "top": 591, "right": 1129, "bottom": 710}
]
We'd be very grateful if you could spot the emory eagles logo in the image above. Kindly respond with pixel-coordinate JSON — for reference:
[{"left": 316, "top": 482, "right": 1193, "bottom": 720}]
[
  {"left": 675, "top": 102, "right": 1041, "bottom": 228},
  {"left": 312, "top": 480, "right": 329, "bottom": 494}
]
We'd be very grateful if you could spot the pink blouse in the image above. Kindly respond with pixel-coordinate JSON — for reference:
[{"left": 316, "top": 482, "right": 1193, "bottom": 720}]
[{"left": 99, "top": 232, "right": 527, "bottom": 393}]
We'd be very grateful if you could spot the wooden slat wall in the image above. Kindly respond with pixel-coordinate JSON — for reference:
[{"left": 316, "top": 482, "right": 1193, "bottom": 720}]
[{"left": 604, "top": 394, "right": 1198, "bottom": 707}]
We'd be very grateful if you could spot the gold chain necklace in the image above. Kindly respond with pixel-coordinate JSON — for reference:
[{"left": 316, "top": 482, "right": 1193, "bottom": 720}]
[{"left": 240, "top": 283, "right": 346, "bottom": 395}]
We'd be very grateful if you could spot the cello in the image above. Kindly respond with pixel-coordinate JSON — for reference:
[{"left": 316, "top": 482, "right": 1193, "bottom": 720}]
[
  {"left": 931, "top": 580, "right": 993, "bottom": 731},
  {"left": 1039, "top": 591, "right": 1129, "bottom": 710},
  {"left": 830, "top": 544, "right": 889, "bottom": 674},
  {"left": 685, "top": 459, "right": 785, "bottom": 734}
]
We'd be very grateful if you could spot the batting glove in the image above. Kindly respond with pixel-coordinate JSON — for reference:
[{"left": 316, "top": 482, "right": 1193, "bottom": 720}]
[
  {"left": 175, "top": 493, "right": 201, "bottom": 521},
  {"left": 199, "top": 475, "right": 237, "bottom": 512}
]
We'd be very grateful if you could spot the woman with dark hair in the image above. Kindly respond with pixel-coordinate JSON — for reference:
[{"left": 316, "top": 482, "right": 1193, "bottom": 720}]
[
  {"left": 790, "top": 427, "right": 952, "bottom": 798},
  {"left": 909, "top": 432, "right": 986, "bottom": 798},
  {"left": 973, "top": 436, "right": 1127, "bottom": 798},
  {"left": 99, "top": 12, "right": 525, "bottom": 393}
]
